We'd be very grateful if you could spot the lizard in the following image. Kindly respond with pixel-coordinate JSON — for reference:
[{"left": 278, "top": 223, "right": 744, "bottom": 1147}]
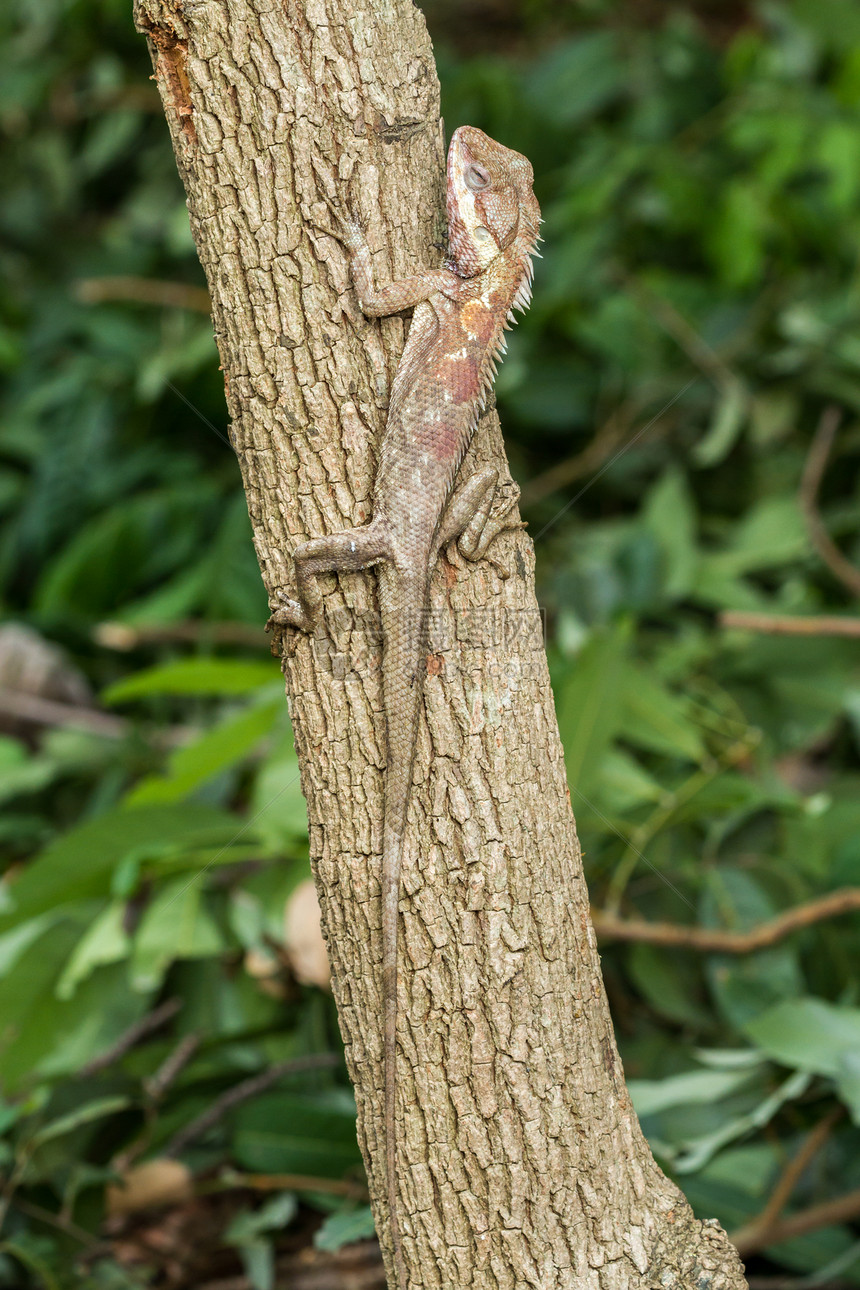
[{"left": 269, "top": 125, "right": 541, "bottom": 1288}]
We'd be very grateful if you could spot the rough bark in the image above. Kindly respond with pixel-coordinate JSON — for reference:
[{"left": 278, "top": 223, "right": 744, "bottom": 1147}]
[{"left": 133, "top": 2, "right": 749, "bottom": 1287}]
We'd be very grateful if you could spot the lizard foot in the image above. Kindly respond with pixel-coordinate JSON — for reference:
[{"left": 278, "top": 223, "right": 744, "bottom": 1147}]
[
  {"left": 266, "top": 595, "right": 317, "bottom": 636},
  {"left": 308, "top": 156, "right": 364, "bottom": 252}
]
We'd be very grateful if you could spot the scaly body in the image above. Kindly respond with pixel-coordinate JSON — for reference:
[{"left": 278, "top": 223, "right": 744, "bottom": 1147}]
[{"left": 270, "top": 127, "right": 540, "bottom": 1288}]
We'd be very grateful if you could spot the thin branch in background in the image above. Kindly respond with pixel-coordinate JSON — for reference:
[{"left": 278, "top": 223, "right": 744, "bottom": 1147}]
[
  {"left": 0, "top": 685, "right": 129, "bottom": 738},
  {"left": 720, "top": 611, "right": 860, "bottom": 638},
  {"left": 9, "top": 1197, "right": 100, "bottom": 1249},
  {"left": 800, "top": 405, "right": 860, "bottom": 599},
  {"left": 213, "top": 1170, "right": 367, "bottom": 1200},
  {"left": 731, "top": 1109, "right": 842, "bottom": 1257},
  {"left": 620, "top": 270, "right": 739, "bottom": 392},
  {"left": 79, "top": 999, "right": 183, "bottom": 1078},
  {"left": 731, "top": 1187, "right": 860, "bottom": 1258},
  {"left": 531, "top": 378, "right": 697, "bottom": 544},
  {"left": 75, "top": 276, "right": 212, "bottom": 313},
  {"left": 591, "top": 887, "right": 860, "bottom": 953},
  {"left": 521, "top": 398, "right": 641, "bottom": 505},
  {"left": 144, "top": 1034, "right": 201, "bottom": 1102},
  {"left": 95, "top": 619, "right": 268, "bottom": 650},
  {"left": 164, "top": 1054, "right": 340, "bottom": 1158}
]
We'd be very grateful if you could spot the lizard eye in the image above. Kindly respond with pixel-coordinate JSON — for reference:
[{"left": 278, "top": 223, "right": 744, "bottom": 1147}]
[{"left": 465, "top": 164, "right": 490, "bottom": 192}]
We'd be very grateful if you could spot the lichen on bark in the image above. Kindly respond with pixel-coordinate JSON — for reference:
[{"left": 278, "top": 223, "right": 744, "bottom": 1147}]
[{"left": 134, "top": 1, "right": 749, "bottom": 1286}]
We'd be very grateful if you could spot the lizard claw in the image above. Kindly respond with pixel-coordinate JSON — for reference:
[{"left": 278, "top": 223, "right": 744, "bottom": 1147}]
[{"left": 308, "top": 156, "right": 364, "bottom": 252}]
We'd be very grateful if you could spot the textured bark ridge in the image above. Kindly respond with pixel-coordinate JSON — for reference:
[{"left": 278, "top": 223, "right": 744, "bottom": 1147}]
[{"left": 134, "top": 2, "right": 748, "bottom": 1287}]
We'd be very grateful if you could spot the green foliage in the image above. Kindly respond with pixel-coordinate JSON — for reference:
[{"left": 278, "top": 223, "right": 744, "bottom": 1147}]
[{"left": 2, "top": 0, "right": 860, "bottom": 1283}]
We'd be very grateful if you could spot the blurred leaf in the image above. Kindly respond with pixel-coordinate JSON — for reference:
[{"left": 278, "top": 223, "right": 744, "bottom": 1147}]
[
  {"left": 746, "top": 997, "right": 860, "bottom": 1120},
  {"left": 29, "top": 1096, "right": 131, "bottom": 1149},
  {"left": 56, "top": 900, "right": 130, "bottom": 999},
  {"left": 314, "top": 1206, "right": 376, "bottom": 1252},
  {"left": 233, "top": 1090, "right": 361, "bottom": 1177},
  {"left": 126, "top": 697, "right": 281, "bottom": 805},
  {"left": 131, "top": 877, "right": 224, "bottom": 992},
  {"left": 641, "top": 468, "right": 698, "bottom": 599},
  {"left": 620, "top": 663, "right": 706, "bottom": 762},
  {"left": 557, "top": 621, "right": 630, "bottom": 796},
  {"left": 694, "top": 380, "right": 748, "bottom": 467},
  {"left": 0, "top": 804, "right": 243, "bottom": 929},
  {"left": 0, "top": 927, "right": 148, "bottom": 1093},
  {"left": 226, "top": 1192, "right": 298, "bottom": 1244},
  {"left": 527, "top": 33, "right": 624, "bottom": 126},
  {"left": 629, "top": 1066, "right": 760, "bottom": 1117},
  {"left": 104, "top": 657, "right": 280, "bottom": 702}
]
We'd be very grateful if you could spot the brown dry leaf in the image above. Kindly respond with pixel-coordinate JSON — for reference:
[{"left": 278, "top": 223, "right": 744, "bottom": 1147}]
[
  {"left": 107, "top": 1158, "right": 194, "bottom": 1215},
  {"left": 284, "top": 879, "right": 330, "bottom": 989}
]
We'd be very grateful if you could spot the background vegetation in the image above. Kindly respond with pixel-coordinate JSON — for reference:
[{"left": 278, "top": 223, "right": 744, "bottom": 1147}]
[{"left": 1, "top": 0, "right": 860, "bottom": 1285}]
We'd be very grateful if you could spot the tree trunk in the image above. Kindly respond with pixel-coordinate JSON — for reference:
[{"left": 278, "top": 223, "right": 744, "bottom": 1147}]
[{"left": 133, "top": 2, "right": 748, "bottom": 1287}]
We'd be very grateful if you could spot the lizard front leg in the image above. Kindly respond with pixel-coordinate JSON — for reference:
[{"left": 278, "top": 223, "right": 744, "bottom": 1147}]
[
  {"left": 268, "top": 522, "right": 389, "bottom": 633},
  {"left": 309, "top": 189, "right": 456, "bottom": 319},
  {"left": 436, "top": 466, "right": 525, "bottom": 576}
]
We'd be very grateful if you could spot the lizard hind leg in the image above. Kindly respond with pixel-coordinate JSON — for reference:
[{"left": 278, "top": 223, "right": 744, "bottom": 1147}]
[
  {"left": 268, "top": 521, "right": 390, "bottom": 633},
  {"left": 436, "top": 466, "right": 526, "bottom": 578}
]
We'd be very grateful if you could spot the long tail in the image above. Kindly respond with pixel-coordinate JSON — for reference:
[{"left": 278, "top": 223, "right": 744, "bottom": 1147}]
[{"left": 378, "top": 562, "right": 429, "bottom": 1290}]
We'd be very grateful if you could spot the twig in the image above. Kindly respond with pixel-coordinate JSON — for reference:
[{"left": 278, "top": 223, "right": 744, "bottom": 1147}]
[
  {"left": 521, "top": 399, "right": 640, "bottom": 505},
  {"left": 79, "top": 999, "right": 182, "bottom": 1077},
  {"left": 0, "top": 686, "right": 129, "bottom": 738},
  {"left": 620, "top": 271, "right": 738, "bottom": 391},
  {"left": 731, "top": 1187, "right": 860, "bottom": 1256},
  {"left": 75, "top": 276, "right": 212, "bottom": 313},
  {"left": 720, "top": 611, "right": 860, "bottom": 637},
  {"left": 0, "top": 686, "right": 189, "bottom": 746},
  {"left": 164, "top": 1054, "right": 340, "bottom": 1157},
  {"left": 800, "top": 405, "right": 860, "bottom": 599},
  {"left": 591, "top": 888, "right": 860, "bottom": 953},
  {"left": 9, "top": 1198, "right": 99, "bottom": 1248},
  {"left": 145, "top": 1033, "right": 201, "bottom": 1101},
  {"left": 212, "top": 1169, "right": 367, "bottom": 1200},
  {"left": 731, "top": 1109, "right": 842, "bottom": 1255},
  {"left": 94, "top": 619, "right": 267, "bottom": 650}
]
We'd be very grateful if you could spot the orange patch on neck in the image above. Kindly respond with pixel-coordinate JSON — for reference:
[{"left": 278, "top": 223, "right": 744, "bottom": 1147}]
[{"left": 460, "top": 299, "right": 493, "bottom": 340}]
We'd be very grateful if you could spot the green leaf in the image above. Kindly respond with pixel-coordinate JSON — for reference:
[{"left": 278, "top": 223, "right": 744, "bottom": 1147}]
[
  {"left": 746, "top": 997, "right": 860, "bottom": 1121},
  {"left": 314, "top": 1206, "right": 376, "bottom": 1252},
  {"left": 238, "top": 1243, "right": 274, "bottom": 1290},
  {"left": 0, "top": 1240, "right": 60, "bottom": 1290},
  {"left": 620, "top": 663, "right": 705, "bottom": 762},
  {"left": 527, "top": 33, "right": 624, "bottom": 126},
  {"left": 0, "top": 804, "right": 244, "bottom": 930},
  {"left": 600, "top": 749, "right": 664, "bottom": 814},
  {"left": 641, "top": 468, "right": 698, "bottom": 599},
  {"left": 0, "top": 913, "right": 61, "bottom": 978},
  {"left": 104, "top": 657, "right": 280, "bottom": 703},
  {"left": 709, "top": 497, "right": 808, "bottom": 576},
  {"left": 251, "top": 752, "right": 309, "bottom": 849},
  {"left": 627, "top": 943, "right": 711, "bottom": 1028},
  {"left": 56, "top": 901, "right": 130, "bottom": 999},
  {"left": 126, "top": 698, "right": 281, "bottom": 805},
  {"left": 233, "top": 1090, "right": 361, "bottom": 1178},
  {"left": 131, "top": 877, "right": 224, "bottom": 992},
  {"left": 0, "top": 926, "right": 148, "bottom": 1094},
  {"left": 226, "top": 1192, "right": 298, "bottom": 1245},
  {"left": 673, "top": 1070, "right": 811, "bottom": 1173},
  {"left": 29, "top": 1095, "right": 131, "bottom": 1148},
  {"left": 557, "top": 621, "right": 630, "bottom": 797},
  {"left": 694, "top": 380, "right": 748, "bottom": 467},
  {"left": 630, "top": 1067, "right": 761, "bottom": 1117}
]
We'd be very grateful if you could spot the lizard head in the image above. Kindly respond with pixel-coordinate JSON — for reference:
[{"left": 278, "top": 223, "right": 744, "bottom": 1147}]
[{"left": 446, "top": 126, "right": 540, "bottom": 278}]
